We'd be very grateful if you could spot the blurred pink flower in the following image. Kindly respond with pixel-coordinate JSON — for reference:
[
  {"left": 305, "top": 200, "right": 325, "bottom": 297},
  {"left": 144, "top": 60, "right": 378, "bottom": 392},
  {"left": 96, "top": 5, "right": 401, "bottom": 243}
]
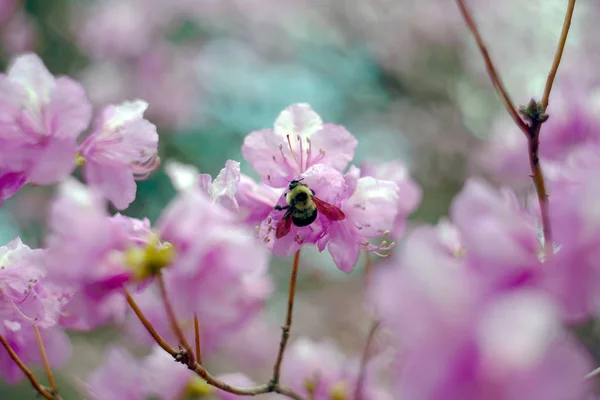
[
  {"left": 370, "top": 227, "right": 593, "bottom": 400},
  {"left": 79, "top": 99, "right": 159, "bottom": 210},
  {"left": 44, "top": 179, "right": 159, "bottom": 329},
  {"left": 0, "top": 54, "right": 91, "bottom": 200},
  {"left": 242, "top": 103, "right": 357, "bottom": 187},
  {"left": 361, "top": 159, "right": 422, "bottom": 239},
  {"left": 0, "top": 53, "right": 92, "bottom": 201},
  {"left": 0, "top": 238, "right": 72, "bottom": 384},
  {"left": 128, "top": 187, "right": 272, "bottom": 353},
  {"left": 86, "top": 346, "right": 147, "bottom": 400},
  {"left": 0, "top": 0, "right": 16, "bottom": 25},
  {"left": 280, "top": 337, "right": 390, "bottom": 400},
  {"left": 1, "top": 11, "right": 37, "bottom": 54}
]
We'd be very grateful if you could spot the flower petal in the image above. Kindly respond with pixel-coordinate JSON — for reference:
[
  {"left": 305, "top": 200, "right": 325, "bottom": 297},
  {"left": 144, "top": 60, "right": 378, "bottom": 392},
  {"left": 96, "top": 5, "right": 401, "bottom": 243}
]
[
  {"left": 211, "top": 159, "right": 240, "bottom": 211},
  {"left": 242, "top": 127, "right": 293, "bottom": 187},
  {"left": 309, "top": 123, "right": 357, "bottom": 172},
  {"left": 84, "top": 161, "right": 136, "bottom": 210}
]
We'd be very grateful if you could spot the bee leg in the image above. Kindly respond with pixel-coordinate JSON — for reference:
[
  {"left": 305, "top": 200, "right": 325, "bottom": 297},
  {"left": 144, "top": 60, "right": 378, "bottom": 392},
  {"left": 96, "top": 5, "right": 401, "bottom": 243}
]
[
  {"left": 274, "top": 205, "right": 290, "bottom": 211},
  {"left": 310, "top": 189, "right": 315, "bottom": 195}
]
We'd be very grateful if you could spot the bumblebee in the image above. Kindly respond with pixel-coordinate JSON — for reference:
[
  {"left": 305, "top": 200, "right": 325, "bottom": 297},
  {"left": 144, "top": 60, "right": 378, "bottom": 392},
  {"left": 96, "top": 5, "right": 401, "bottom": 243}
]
[{"left": 274, "top": 179, "right": 345, "bottom": 239}]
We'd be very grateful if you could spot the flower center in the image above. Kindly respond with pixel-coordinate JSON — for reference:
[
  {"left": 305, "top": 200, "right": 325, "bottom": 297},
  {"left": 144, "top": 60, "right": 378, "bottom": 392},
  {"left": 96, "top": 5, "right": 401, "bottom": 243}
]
[
  {"left": 269, "top": 135, "right": 326, "bottom": 183},
  {"left": 124, "top": 238, "right": 175, "bottom": 281}
]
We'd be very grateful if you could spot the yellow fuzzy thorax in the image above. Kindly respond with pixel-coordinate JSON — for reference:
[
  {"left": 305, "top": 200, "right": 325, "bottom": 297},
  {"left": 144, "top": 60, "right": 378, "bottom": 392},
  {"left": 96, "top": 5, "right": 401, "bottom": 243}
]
[{"left": 287, "top": 184, "right": 314, "bottom": 210}]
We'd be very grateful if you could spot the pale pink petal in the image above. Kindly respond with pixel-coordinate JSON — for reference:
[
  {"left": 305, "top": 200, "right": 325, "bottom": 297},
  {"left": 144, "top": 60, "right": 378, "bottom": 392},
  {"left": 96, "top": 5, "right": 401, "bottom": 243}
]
[
  {"left": 26, "top": 137, "right": 78, "bottom": 184},
  {"left": 273, "top": 103, "right": 323, "bottom": 139},
  {"left": 164, "top": 160, "right": 199, "bottom": 192},
  {"left": 309, "top": 123, "right": 357, "bottom": 172},
  {"left": 84, "top": 161, "right": 136, "bottom": 210},
  {"left": 242, "top": 127, "right": 293, "bottom": 187},
  {"left": 211, "top": 159, "right": 240, "bottom": 211},
  {"left": 45, "top": 76, "right": 92, "bottom": 139},
  {"left": 344, "top": 177, "right": 400, "bottom": 238},
  {"left": 327, "top": 222, "right": 361, "bottom": 273},
  {"left": 6, "top": 53, "right": 54, "bottom": 108}
]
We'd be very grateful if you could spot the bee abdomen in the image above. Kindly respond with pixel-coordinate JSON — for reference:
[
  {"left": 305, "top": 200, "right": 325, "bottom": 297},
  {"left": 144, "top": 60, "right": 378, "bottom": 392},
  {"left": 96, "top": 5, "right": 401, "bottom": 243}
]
[{"left": 292, "top": 208, "right": 318, "bottom": 227}]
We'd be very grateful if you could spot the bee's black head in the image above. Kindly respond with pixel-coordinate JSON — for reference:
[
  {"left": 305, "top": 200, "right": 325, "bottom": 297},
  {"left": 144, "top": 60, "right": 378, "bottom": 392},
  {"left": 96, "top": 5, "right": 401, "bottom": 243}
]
[{"left": 289, "top": 178, "right": 304, "bottom": 190}]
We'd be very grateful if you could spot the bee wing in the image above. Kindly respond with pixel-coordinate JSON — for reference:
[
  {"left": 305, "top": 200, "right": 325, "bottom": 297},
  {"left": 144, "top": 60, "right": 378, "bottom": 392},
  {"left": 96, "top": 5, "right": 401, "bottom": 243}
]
[
  {"left": 313, "top": 196, "right": 345, "bottom": 221},
  {"left": 276, "top": 210, "right": 293, "bottom": 239}
]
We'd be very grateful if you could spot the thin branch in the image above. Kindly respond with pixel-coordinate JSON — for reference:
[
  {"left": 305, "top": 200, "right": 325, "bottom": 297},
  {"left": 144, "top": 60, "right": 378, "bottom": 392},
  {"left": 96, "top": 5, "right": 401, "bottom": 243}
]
[
  {"left": 33, "top": 325, "right": 58, "bottom": 394},
  {"left": 0, "top": 333, "right": 56, "bottom": 400},
  {"left": 270, "top": 249, "right": 301, "bottom": 386},
  {"left": 123, "top": 287, "right": 177, "bottom": 356},
  {"left": 194, "top": 312, "right": 202, "bottom": 365},
  {"left": 156, "top": 273, "right": 195, "bottom": 364},
  {"left": 455, "top": 0, "right": 528, "bottom": 134},
  {"left": 355, "top": 321, "right": 381, "bottom": 400},
  {"left": 541, "top": 0, "right": 577, "bottom": 110}
]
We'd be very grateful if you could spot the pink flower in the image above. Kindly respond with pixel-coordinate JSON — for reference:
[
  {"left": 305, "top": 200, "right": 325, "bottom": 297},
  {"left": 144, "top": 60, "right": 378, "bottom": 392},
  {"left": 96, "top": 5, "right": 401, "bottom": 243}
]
[
  {"left": 361, "top": 159, "right": 422, "bottom": 238},
  {"left": 236, "top": 174, "right": 281, "bottom": 226},
  {"left": 86, "top": 347, "right": 147, "bottom": 400},
  {"left": 242, "top": 103, "right": 357, "bottom": 187},
  {"left": 370, "top": 227, "right": 593, "bottom": 400},
  {"left": 321, "top": 166, "right": 399, "bottom": 272},
  {"left": 280, "top": 337, "right": 390, "bottom": 400},
  {"left": 258, "top": 164, "right": 348, "bottom": 258},
  {"left": 0, "top": 238, "right": 72, "bottom": 384},
  {"left": 128, "top": 187, "right": 272, "bottom": 353},
  {"left": 79, "top": 99, "right": 159, "bottom": 210},
  {"left": 44, "top": 178, "right": 162, "bottom": 329},
  {"left": 0, "top": 53, "right": 92, "bottom": 197}
]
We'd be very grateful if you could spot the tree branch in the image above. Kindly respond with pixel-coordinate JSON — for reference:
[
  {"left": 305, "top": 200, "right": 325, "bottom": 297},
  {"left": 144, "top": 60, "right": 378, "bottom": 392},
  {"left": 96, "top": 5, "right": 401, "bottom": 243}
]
[
  {"left": 455, "top": 0, "right": 528, "bottom": 134},
  {"left": 542, "top": 0, "right": 577, "bottom": 110},
  {"left": 270, "top": 249, "right": 301, "bottom": 387},
  {"left": 0, "top": 333, "right": 57, "bottom": 400},
  {"left": 33, "top": 325, "right": 58, "bottom": 395}
]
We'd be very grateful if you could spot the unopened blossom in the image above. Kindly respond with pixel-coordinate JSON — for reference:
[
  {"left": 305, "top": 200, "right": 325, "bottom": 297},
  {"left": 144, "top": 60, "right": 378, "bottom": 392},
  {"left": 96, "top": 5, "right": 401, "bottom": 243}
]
[
  {"left": 0, "top": 238, "right": 72, "bottom": 383},
  {"left": 44, "top": 178, "right": 171, "bottom": 329},
  {"left": 78, "top": 99, "right": 159, "bottom": 210},
  {"left": 361, "top": 159, "right": 422, "bottom": 238},
  {"left": 128, "top": 186, "right": 272, "bottom": 352},
  {"left": 0, "top": 53, "right": 92, "bottom": 203},
  {"left": 370, "top": 227, "right": 593, "bottom": 400},
  {"left": 280, "top": 337, "right": 391, "bottom": 400},
  {"left": 242, "top": 103, "right": 357, "bottom": 187}
]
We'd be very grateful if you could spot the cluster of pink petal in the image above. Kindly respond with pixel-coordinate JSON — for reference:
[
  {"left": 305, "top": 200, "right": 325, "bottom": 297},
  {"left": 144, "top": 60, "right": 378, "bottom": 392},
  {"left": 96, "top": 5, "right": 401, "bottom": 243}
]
[
  {"left": 370, "top": 174, "right": 600, "bottom": 398},
  {"left": 127, "top": 185, "right": 272, "bottom": 353},
  {"left": 86, "top": 345, "right": 255, "bottom": 400},
  {"left": 243, "top": 103, "right": 419, "bottom": 273},
  {"left": 280, "top": 337, "right": 391, "bottom": 400},
  {"left": 0, "top": 238, "right": 71, "bottom": 383},
  {"left": 0, "top": 53, "right": 159, "bottom": 208}
]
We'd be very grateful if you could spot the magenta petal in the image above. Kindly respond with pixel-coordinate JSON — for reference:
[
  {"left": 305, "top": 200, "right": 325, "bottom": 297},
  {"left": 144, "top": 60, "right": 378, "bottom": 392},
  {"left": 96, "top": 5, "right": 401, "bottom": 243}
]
[
  {"left": 327, "top": 223, "right": 361, "bottom": 273},
  {"left": 242, "top": 127, "right": 293, "bottom": 187}
]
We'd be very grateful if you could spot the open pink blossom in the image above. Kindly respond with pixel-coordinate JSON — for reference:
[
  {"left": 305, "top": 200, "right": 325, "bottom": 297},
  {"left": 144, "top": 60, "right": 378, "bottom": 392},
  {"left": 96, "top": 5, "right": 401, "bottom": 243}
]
[
  {"left": 236, "top": 174, "right": 281, "bottom": 226},
  {"left": 0, "top": 53, "right": 92, "bottom": 199},
  {"left": 86, "top": 347, "right": 147, "bottom": 400},
  {"left": 370, "top": 227, "right": 593, "bottom": 400},
  {"left": 321, "top": 166, "right": 399, "bottom": 272},
  {"left": 242, "top": 103, "right": 357, "bottom": 187},
  {"left": 128, "top": 187, "right": 272, "bottom": 353},
  {"left": 258, "top": 164, "right": 348, "bottom": 258},
  {"left": 281, "top": 337, "right": 391, "bottom": 400},
  {"left": 361, "top": 159, "right": 422, "bottom": 238},
  {"left": 79, "top": 99, "right": 159, "bottom": 210}
]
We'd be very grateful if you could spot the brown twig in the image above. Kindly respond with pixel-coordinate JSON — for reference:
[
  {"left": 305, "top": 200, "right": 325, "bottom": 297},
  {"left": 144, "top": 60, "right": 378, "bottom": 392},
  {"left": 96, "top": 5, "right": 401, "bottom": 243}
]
[
  {"left": 124, "top": 287, "right": 177, "bottom": 356},
  {"left": 156, "top": 273, "right": 196, "bottom": 364},
  {"left": 125, "top": 285, "right": 306, "bottom": 400},
  {"left": 0, "top": 333, "right": 56, "bottom": 400},
  {"left": 455, "top": 0, "right": 528, "bottom": 134},
  {"left": 542, "top": 0, "right": 577, "bottom": 110},
  {"left": 33, "top": 325, "right": 58, "bottom": 394},
  {"left": 270, "top": 249, "right": 301, "bottom": 387},
  {"left": 355, "top": 321, "right": 381, "bottom": 400},
  {"left": 193, "top": 312, "right": 202, "bottom": 365}
]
